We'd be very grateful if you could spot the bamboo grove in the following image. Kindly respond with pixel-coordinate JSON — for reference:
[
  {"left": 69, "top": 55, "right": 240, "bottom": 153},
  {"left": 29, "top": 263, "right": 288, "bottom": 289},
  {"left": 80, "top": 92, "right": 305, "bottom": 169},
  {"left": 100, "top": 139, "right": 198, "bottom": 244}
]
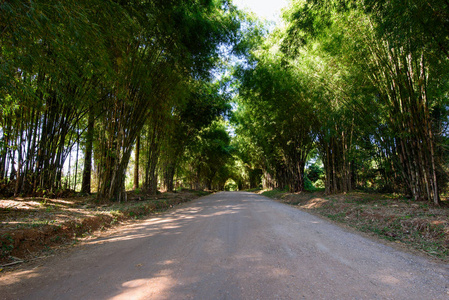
[
  {"left": 1, "top": 0, "right": 449, "bottom": 205},
  {"left": 0, "top": 0, "right": 241, "bottom": 200},
  {"left": 233, "top": 0, "right": 449, "bottom": 205}
]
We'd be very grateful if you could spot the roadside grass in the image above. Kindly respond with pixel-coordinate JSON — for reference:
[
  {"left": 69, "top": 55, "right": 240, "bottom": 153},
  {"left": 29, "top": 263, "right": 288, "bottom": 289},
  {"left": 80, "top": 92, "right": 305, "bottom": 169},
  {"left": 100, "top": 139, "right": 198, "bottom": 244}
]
[
  {"left": 0, "top": 189, "right": 210, "bottom": 266},
  {"left": 244, "top": 188, "right": 262, "bottom": 193},
  {"left": 261, "top": 188, "right": 289, "bottom": 198},
  {"left": 261, "top": 190, "right": 449, "bottom": 261}
]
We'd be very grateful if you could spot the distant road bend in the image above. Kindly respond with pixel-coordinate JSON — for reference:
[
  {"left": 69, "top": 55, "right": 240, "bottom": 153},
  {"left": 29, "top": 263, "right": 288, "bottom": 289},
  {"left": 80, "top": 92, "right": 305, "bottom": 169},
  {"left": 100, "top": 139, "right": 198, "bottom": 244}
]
[{"left": 1, "top": 191, "right": 448, "bottom": 299}]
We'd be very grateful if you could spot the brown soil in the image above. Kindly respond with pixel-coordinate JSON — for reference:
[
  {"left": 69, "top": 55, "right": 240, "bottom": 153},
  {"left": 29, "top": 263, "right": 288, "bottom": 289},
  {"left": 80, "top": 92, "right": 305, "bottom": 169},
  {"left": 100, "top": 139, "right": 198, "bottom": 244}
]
[
  {"left": 263, "top": 190, "right": 449, "bottom": 261},
  {"left": 0, "top": 190, "right": 209, "bottom": 267}
]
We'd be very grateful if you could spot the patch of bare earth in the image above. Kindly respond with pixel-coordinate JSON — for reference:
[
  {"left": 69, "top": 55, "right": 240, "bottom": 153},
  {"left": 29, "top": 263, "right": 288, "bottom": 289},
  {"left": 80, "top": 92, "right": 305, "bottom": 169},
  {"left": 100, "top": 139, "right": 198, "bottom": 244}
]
[
  {"left": 272, "top": 191, "right": 449, "bottom": 261},
  {"left": 0, "top": 190, "right": 209, "bottom": 267}
]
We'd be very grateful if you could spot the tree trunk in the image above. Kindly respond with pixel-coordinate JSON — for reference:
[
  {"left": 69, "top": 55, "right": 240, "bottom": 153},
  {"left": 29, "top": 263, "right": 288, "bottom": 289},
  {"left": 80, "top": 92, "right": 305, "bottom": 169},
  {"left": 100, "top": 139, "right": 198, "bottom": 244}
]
[
  {"left": 320, "top": 130, "right": 352, "bottom": 195},
  {"left": 108, "top": 148, "right": 133, "bottom": 202},
  {"left": 144, "top": 133, "right": 161, "bottom": 196},
  {"left": 81, "top": 112, "right": 94, "bottom": 194},
  {"left": 164, "top": 163, "right": 176, "bottom": 192},
  {"left": 133, "top": 135, "right": 140, "bottom": 190}
]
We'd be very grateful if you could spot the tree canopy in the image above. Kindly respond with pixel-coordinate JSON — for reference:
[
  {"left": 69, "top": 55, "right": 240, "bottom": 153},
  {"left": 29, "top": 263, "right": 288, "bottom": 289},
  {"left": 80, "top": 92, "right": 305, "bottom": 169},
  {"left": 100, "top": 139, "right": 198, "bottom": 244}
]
[
  {"left": 1, "top": 0, "right": 448, "bottom": 205},
  {"left": 232, "top": 0, "right": 449, "bottom": 205}
]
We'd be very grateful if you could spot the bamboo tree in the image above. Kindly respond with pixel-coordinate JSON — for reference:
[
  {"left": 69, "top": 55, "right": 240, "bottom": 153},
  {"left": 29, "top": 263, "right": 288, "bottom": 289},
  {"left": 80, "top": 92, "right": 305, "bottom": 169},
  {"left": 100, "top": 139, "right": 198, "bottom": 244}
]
[
  {"left": 93, "top": 0, "right": 240, "bottom": 200},
  {"left": 281, "top": 0, "right": 449, "bottom": 203},
  {"left": 1, "top": 0, "right": 110, "bottom": 195},
  {"left": 81, "top": 110, "right": 95, "bottom": 194}
]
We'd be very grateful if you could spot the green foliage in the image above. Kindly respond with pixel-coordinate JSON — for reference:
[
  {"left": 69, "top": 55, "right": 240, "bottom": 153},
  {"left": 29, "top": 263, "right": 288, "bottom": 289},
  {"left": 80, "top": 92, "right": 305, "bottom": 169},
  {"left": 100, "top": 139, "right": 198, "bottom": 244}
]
[
  {"left": 0, "top": 234, "right": 14, "bottom": 259},
  {"left": 2, "top": 0, "right": 449, "bottom": 203},
  {"left": 314, "top": 179, "right": 325, "bottom": 189},
  {"left": 274, "top": 0, "right": 449, "bottom": 202},
  {"left": 261, "top": 188, "right": 289, "bottom": 199},
  {"left": 306, "top": 163, "right": 324, "bottom": 183},
  {"left": 233, "top": 29, "right": 320, "bottom": 192},
  {"left": 304, "top": 174, "right": 316, "bottom": 192},
  {"left": 0, "top": 0, "right": 242, "bottom": 199},
  {"left": 228, "top": 0, "right": 449, "bottom": 202},
  {"left": 181, "top": 119, "right": 234, "bottom": 190},
  {"left": 194, "top": 190, "right": 212, "bottom": 197},
  {"left": 362, "top": 0, "right": 449, "bottom": 57},
  {"left": 224, "top": 179, "right": 238, "bottom": 191}
]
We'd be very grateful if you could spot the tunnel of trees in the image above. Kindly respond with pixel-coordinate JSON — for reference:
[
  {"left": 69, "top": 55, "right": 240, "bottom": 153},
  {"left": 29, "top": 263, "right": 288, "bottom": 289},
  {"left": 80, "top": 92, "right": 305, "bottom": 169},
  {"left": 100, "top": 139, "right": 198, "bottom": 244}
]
[{"left": 1, "top": 0, "right": 448, "bottom": 205}]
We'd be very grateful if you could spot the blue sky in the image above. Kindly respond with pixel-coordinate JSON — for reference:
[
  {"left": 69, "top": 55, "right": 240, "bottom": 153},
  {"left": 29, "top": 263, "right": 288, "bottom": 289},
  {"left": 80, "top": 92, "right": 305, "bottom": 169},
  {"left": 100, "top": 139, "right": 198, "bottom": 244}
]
[{"left": 232, "top": 0, "right": 289, "bottom": 23}]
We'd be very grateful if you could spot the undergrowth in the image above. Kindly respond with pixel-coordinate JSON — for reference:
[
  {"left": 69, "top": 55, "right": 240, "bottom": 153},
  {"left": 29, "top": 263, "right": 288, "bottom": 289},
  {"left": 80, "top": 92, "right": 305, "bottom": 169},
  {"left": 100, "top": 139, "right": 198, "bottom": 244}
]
[{"left": 0, "top": 190, "right": 211, "bottom": 264}]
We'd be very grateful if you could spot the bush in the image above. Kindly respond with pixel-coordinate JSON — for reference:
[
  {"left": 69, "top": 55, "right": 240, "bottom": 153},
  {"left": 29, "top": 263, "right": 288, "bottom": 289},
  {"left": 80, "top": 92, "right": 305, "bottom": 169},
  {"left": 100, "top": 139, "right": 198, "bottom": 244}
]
[
  {"left": 304, "top": 174, "right": 316, "bottom": 192},
  {"left": 314, "top": 179, "right": 325, "bottom": 188},
  {"left": 262, "top": 189, "right": 286, "bottom": 198},
  {"left": 1, "top": 234, "right": 14, "bottom": 259},
  {"left": 306, "top": 163, "right": 324, "bottom": 183}
]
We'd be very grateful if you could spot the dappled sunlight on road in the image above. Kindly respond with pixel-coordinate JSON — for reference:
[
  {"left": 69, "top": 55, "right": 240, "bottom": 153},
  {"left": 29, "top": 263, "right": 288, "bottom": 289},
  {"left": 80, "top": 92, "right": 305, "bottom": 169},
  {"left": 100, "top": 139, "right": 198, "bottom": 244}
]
[
  {"left": 0, "top": 269, "right": 40, "bottom": 287},
  {"left": 111, "top": 274, "right": 174, "bottom": 300},
  {"left": 370, "top": 268, "right": 412, "bottom": 286},
  {"left": 82, "top": 198, "right": 243, "bottom": 247},
  {"left": 377, "top": 274, "right": 401, "bottom": 285}
]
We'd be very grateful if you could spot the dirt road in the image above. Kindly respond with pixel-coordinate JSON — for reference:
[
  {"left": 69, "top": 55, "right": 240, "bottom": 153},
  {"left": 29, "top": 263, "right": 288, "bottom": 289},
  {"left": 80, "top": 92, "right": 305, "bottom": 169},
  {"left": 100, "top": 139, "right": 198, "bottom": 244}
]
[{"left": 1, "top": 192, "right": 448, "bottom": 299}]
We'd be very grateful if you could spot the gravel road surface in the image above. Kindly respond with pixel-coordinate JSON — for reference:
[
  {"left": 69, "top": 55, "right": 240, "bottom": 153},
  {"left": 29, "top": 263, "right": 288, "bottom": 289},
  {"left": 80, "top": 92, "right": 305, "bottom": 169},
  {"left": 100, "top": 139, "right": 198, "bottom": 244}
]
[{"left": 1, "top": 191, "right": 448, "bottom": 299}]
